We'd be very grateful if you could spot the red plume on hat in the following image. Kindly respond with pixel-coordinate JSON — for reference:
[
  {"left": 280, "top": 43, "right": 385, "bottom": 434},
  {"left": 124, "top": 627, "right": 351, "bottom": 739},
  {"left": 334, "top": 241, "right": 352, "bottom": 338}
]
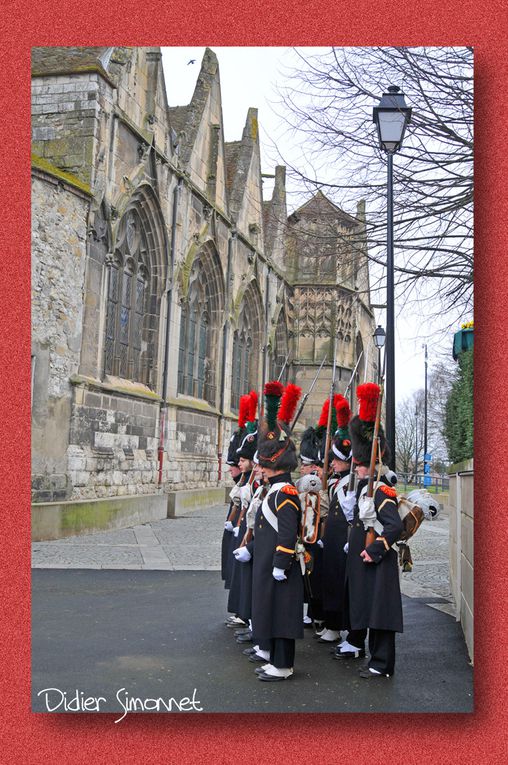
[
  {"left": 278, "top": 383, "right": 302, "bottom": 425},
  {"left": 238, "top": 394, "right": 251, "bottom": 429},
  {"left": 317, "top": 398, "right": 331, "bottom": 430},
  {"left": 335, "top": 395, "right": 351, "bottom": 428},
  {"left": 248, "top": 390, "right": 258, "bottom": 422},
  {"left": 356, "top": 383, "right": 380, "bottom": 422}
]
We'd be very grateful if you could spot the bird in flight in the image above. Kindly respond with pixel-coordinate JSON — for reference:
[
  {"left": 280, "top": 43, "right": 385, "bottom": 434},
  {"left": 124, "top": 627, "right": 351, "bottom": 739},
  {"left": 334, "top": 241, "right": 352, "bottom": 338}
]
[{"left": 187, "top": 59, "right": 196, "bottom": 65}]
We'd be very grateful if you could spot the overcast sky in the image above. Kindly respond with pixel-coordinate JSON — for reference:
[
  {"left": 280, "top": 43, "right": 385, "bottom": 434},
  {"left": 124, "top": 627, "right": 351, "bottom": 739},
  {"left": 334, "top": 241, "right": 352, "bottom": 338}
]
[{"left": 161, "top": 46, "right": 463, "bottom": 405}]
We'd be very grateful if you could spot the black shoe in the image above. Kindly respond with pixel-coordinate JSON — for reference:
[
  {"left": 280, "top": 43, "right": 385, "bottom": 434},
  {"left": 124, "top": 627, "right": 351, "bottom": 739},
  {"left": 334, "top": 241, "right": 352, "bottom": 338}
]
[
  {"left": 358, "top": 667, "right": 391, "bottom": 679},
  {"left": 234, "top": 627, "right": 251, "bottom": 636},
  {"left": 332, "top": 648, "right": 366, "bottom": 660},
  {"left": 248, "top": 653, "right": 268, "bottom": 662},
  {"left": 254, "top": 666, "right": 268, "bottom": 675},
  {"left": 257, "top": 671, "right": 293, "bottom": 682},
  {"left": 236, "top": 633, "right": 253, "bottom": 643},
  {"left": 242, "top": 647, "right": 257, "bottom": 656}
]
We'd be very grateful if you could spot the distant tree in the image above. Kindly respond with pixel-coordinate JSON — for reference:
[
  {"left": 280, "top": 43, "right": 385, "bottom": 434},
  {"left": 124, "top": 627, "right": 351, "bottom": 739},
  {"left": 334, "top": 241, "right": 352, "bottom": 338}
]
[
  {"left": 395, "top": 390, "right": 425, "bottom": 478},
  {"left": 396, "top": 358, "right": 456, "bottom": 475},
  {"left": 276, "top": 46, "right": 473, "bottom": 323}
]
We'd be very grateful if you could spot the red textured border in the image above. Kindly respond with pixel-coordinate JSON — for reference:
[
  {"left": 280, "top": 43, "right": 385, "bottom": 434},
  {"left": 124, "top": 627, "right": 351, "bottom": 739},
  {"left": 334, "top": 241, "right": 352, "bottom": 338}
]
[{"left": 3, "top": 0, "right": 506, "bottom": 761}]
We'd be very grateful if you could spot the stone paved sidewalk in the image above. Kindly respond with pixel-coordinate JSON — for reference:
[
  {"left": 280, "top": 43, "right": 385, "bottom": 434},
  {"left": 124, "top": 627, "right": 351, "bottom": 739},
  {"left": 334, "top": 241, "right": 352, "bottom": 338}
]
[{"left": 32, "top": 499, "right": 454, "bottom": 607}]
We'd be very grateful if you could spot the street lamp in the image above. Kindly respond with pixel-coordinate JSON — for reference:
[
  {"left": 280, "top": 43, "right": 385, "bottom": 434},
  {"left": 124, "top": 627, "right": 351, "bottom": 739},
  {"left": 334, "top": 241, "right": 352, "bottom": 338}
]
[
  {"left": 415, "top": 405, "right": 419, "bottom": 485},
  {"left": 373, "top": 86, "right": 412, "bottom": 471},
  {"left": 422, "top": 343, "right": 429, "bottom": 486},
  {"left": 373, "top": 325, "right": 386, "bottom": 384}
]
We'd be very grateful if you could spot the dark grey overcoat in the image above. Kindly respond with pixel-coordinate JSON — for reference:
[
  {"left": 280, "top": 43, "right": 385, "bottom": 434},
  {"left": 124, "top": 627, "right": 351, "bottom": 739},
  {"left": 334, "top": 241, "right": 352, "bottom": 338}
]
[
  {"left": 345, "top": 479, "right": 404, "bottom": 633},
  {"left": 321, "top": 471, "right": 350, "bottom": 623},
  {"left": 248, "top": 473, "right": 304, "bottom": 641}
]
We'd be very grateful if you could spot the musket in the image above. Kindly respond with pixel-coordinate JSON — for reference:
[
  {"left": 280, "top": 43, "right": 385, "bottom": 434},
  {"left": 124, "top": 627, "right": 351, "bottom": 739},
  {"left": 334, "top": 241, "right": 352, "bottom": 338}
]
[
  {"left": 277, "top": 352, "right": 291, "bottom": 383},
  {"left": 321, "top": 333, "right": 339, "bottom": 491},
  {"left": 289, "top": 355, "right": 327, "bottom": 433},
  {"left": 258, "top": 351, "right": 290, "bottom": 420},
  {"left": 364, "top": 353, "right": 387, "bottom": 545},
  {"left": 344, "top": 350, "right": 365, "bottom": 491},
  {"left": 343, "top": 350, "right": 364, "bottom": 400}
]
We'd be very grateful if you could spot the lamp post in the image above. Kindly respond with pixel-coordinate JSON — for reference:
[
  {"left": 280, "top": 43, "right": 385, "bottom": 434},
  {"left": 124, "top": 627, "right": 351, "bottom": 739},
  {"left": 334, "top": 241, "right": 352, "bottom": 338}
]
[
  {"left": 373, "top": 86, "right": 412, "bottom": 471},
  {"left": 415, "top": 405, "right": 419, "bottom": 485},
  {"left": 423, "top": 342, "right": 429, "bottom": 485},
  {"left": 373, "top": 325, "right": 386, "bottom": 384}
]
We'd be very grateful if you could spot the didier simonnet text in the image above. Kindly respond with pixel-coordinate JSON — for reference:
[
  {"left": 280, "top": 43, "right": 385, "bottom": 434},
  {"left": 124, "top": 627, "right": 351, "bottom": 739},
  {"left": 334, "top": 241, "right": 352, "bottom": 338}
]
[{"left": 37, "top": 687, "right": 204, "bottom": 722}]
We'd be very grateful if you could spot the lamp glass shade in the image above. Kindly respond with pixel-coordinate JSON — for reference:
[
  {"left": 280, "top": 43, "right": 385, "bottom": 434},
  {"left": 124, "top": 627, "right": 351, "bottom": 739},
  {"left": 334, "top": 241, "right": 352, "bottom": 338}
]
[
  {"left": 376, "top": 111, "right": 406, "bottom": 153},
  {"left": 373, "top": 326, "right": 386, "bottom": 349}
]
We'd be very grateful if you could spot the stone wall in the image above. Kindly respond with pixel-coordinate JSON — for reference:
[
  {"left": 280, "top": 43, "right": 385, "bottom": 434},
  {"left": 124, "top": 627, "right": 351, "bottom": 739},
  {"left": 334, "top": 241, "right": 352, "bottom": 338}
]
[
  {"left": 31, "top": 73, "right": 100, "bottom": 187},
  {"left": 448, "top": 458, "right": 474, "bottom": 662},
  {"left": 31, "top": 175, "right": 89, "bottom": 501},
  {"left": 67, "top": 381, "right": 159, "bottom": 500}
]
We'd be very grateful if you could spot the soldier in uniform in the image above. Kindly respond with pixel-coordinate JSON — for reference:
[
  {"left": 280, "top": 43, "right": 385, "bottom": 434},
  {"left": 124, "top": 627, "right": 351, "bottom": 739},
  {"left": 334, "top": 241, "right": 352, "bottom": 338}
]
[
  {"left": 227, "top": 428, "right": 260, "bottom": 642},
  {"left": 296, "top": 425, "right": 325, "bottom": 629},
  {"left": 233, "top": 381, "right": 303, "bottom": 681},
  {"left": 344, "top": 383, "right": 404, "bottom": 678},
  {"left": 223, "top": 392, "right": 257, "bottom": 628},
  {"left": 317, "top": 395, "right": 355, "bottom": 645}
]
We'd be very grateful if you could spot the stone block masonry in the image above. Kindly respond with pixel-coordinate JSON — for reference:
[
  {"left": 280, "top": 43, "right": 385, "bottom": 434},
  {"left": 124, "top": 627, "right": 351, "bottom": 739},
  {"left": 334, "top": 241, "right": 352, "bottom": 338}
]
[
  {"left": 31, "top": 74, "right": 101, "bottom": 185},
  {"left": 66, "top": 385, "right": 159, "bottom": 501}
]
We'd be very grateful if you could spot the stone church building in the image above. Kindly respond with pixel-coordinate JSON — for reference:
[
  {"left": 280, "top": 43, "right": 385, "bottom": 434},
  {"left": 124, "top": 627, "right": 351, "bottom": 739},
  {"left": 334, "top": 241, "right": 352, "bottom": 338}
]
[{"left": 31, "top": 46, "right": 377, "bottom": 539}]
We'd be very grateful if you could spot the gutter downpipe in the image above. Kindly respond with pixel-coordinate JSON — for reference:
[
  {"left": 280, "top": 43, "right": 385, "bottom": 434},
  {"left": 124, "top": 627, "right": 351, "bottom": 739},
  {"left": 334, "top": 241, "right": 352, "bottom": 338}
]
[
  {"left": 260, "top": 265, "right": 271, "bottom": 417},
  {"left": 217, "top": 228, "right": 236, "bottom": 482},
  {"left": 158, "top": 177, "right": 182, "bottom": 484}
]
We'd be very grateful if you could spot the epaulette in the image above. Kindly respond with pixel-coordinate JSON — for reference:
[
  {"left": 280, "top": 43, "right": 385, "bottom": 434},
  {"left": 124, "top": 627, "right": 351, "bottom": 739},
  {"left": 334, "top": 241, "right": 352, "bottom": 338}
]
[
  {"left": 378, "top": 485, "right": 397, "bottom": 498},
  {"left": 281, "top": 484, "right": 298, "bottom": 496}
]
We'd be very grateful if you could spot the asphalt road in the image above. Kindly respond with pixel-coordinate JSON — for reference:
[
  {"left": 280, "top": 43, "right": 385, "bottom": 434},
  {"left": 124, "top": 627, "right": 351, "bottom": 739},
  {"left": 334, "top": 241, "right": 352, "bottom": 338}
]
[{"left": 32, "top": 569, "right": 473, "bottom": 715}]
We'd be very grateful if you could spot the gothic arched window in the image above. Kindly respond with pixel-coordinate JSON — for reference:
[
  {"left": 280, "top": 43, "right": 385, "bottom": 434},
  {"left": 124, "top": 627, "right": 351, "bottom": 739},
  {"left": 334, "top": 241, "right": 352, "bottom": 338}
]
[
  {"left": 230, "top": 282, "right": 262, "bottom": 411},
  {"left": 231, "top": 329, "right": 253, "bottom": 411},
  {"left": 177, "top": 243, "right": 224, "bottom": 405},
  {"left": 104, "top": 208, "right": 151, "bottom": 383},
  {"left": 272, "top": 308, "right": 289, "bottom": 384}
]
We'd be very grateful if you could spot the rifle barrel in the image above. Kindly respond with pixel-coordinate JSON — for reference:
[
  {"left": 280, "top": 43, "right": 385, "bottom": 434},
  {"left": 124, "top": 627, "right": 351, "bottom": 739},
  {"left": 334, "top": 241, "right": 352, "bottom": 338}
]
[
  {"left": 290, "top": 356, "right": 327, "bottom": 432},
  {"left": 321, "top": 336, "right": 338, "bottom": 491}
]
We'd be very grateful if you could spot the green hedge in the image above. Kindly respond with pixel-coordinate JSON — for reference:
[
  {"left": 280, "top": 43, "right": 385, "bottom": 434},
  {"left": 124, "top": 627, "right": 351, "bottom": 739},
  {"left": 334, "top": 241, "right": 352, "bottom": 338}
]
[{"left": 445, "top": 348, "right": 473, "bottom": 463}]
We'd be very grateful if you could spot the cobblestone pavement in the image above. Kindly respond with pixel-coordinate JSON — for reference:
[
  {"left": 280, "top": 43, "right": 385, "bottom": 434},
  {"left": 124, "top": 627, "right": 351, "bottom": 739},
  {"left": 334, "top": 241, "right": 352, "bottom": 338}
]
[{"left": 32, "top": 499, "right": 454, "bottom": 607}]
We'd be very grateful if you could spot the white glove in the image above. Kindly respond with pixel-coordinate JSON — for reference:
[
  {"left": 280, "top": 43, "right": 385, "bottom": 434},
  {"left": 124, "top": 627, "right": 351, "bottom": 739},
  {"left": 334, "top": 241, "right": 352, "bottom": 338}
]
[
  {"left": 343, "top": 542, "right": 349, "bottom": 554},
  {"left": 358, "top": 494, "right": 376, "bottom": 528},
  {"left": 272, "top": 567, "right": 287, "bottom": 581},
  {"left": 233, "top": 547, "right": 251, "bottom": 563},
  {"left": 240, "top": 484, "right": 252, "bottom": 507},
  {"left": 224, "top": 521, "right": 234, "bottom": 532},
  {"left": 317, "top": 539, "right": 324, "bottom": 548},
  {"left": 233, "top": 526, "right": 240, "bottom": 537}
]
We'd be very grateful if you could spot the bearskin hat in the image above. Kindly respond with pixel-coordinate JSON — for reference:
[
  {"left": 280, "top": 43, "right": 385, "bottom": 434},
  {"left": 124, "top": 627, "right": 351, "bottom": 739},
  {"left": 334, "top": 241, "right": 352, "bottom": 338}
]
[
  {"left": 299, "top": 426, "right": 321, "bottom": 466},
  {"left": 348, "top": 383, "right": 390, "bottom": 466},
  {"left": 330, "top": 433, "right": 352, "bottom": 462},
  {"left": 236, "top": 430, "right": 258, "bottom": 461},
  {"left": 257, "top": 381, "right": 301, "bottom": 472},
  {"left": 316, "top": 394, "right": 352, "bottom": 464},
  {"left": 257, "top": 419, "right": 299, "bottom": 472},
  {"left": 226, "top": 428, "right": 244, "bottom": 466},
  {"left": 227, "top": 390, "right": 258, "bottom": 466}
]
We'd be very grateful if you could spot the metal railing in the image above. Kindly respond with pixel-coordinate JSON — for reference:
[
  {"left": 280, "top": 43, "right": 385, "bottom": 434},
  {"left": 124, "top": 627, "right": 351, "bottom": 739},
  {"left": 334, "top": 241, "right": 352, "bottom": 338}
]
[{"left": 396, "top": 472, "right": 449, "bottom": 494}]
